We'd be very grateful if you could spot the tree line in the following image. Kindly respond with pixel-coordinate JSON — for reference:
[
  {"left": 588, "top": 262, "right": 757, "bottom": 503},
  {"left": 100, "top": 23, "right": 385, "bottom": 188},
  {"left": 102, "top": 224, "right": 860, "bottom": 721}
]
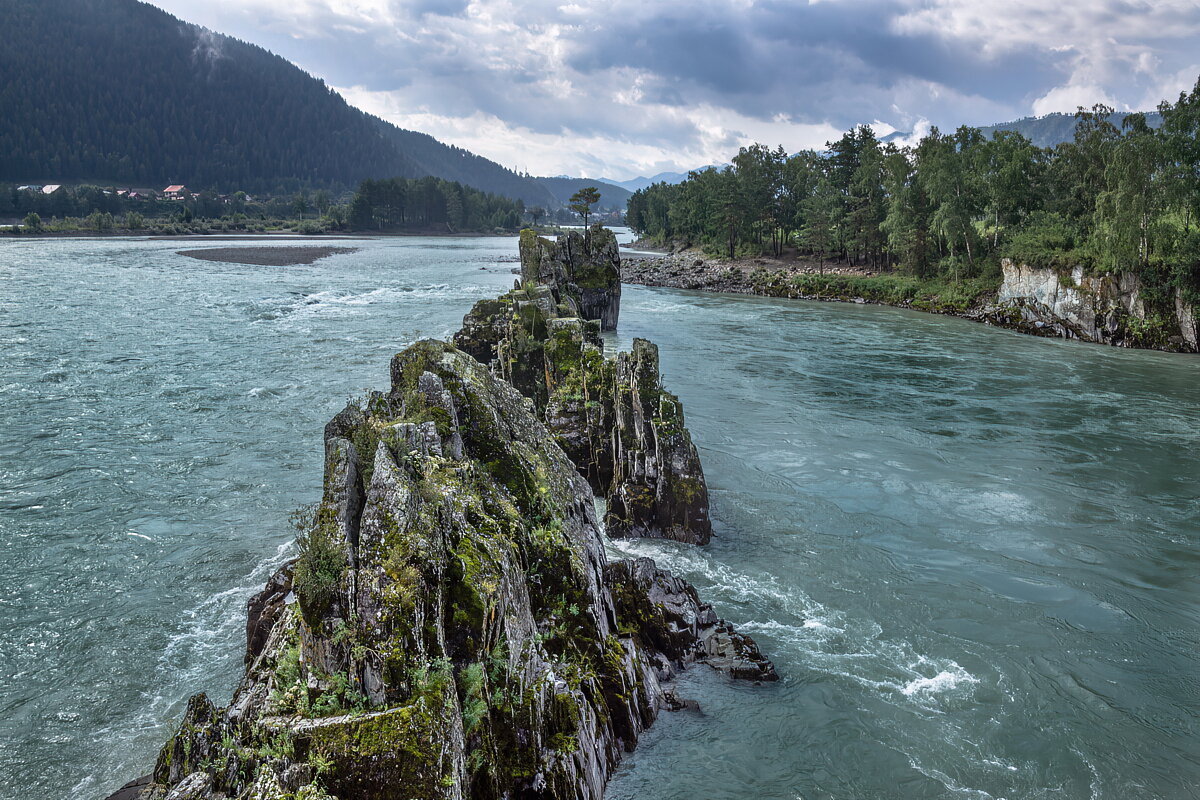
[
  {"left": 3, "top": 175, "right": 538, "bottom": 236},
  {"left": 349, "top": 177, "right": 526, "bottom": 232},
  {"left": 626, "top": 80, "right": 1200, "bottom": 302}
]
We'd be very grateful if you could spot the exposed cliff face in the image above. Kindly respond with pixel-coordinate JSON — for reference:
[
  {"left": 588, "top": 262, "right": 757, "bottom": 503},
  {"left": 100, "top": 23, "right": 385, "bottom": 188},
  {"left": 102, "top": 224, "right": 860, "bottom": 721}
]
[
  {"left": 456, "top": 231, "right": 710, "bottom": 546},
  {"left": 964, "top": 260, "right": 1198, "bottom": 352}
]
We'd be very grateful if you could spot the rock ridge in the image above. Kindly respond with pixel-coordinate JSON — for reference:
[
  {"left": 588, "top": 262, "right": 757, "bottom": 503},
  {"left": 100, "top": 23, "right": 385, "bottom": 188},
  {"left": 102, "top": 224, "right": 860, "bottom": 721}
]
[{"left": 457, "top": 225, "right": 711, "bottom": 545}]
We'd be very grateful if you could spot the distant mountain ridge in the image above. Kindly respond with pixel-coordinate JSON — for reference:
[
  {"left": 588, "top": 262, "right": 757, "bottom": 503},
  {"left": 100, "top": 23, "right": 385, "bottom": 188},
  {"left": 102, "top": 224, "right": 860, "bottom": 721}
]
[
  {"left": 534, "top": 177, "right": 632, "bottom": 209},
  {"left": 601, "top": 170, "right": 720, "bottom": 192},
  {"left": 881, "top": 111, "right": 1165, "bottom": 148},
  {"left": 0, "top": 0, "right": 557, "bottom": 205}
]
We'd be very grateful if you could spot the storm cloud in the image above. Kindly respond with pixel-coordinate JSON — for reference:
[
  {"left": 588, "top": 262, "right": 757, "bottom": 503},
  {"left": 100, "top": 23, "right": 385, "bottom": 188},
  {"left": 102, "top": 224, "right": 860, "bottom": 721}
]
[{"left": 147, "top": 0, "right": 1200, "bottom": 179}]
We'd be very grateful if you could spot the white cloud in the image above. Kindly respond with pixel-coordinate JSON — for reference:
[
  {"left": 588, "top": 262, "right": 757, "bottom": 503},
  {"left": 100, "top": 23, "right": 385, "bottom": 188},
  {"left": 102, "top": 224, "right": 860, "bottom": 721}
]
[
  {"left": 146, "top": 0, "right": 1200, "bottom": 178},
  {"left": 1032, "top": 83, "right": 1119, "bottom": 116},
  {"left": 338, "top": 85, "right": 844, "bottom": 178}
]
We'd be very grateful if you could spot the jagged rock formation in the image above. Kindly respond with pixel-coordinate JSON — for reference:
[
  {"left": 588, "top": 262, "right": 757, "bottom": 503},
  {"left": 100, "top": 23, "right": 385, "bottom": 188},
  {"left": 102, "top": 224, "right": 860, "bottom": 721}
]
[
  {"left": 518, "top": 226, "right": 621, "bottom": 331},
  {"left": 975, "top": 260, "right": 1197, "bottom": 352},
  {"left": 456, "top": 228, "right": 711, "bottom": 545},
  {"left": 117, "top": 340, "right": 774, "bottom": 800}
]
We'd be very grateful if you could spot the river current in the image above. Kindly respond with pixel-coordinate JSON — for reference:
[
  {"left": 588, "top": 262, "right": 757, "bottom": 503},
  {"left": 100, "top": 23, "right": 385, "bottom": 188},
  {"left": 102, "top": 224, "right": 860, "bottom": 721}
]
[{"left": 1, "top": 235, "right": 1197, "bottom": 800}]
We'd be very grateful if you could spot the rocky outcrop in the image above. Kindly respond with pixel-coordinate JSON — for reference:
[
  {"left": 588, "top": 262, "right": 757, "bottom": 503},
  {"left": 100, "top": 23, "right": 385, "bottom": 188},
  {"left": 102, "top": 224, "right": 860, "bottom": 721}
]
[
  {"left": 116, "top": 340, "right": 773, "bottom": 800},
  {"left": 455, "top": 231, "right": 711, "bottom": 546},
  {"left": 984, "top": 261, "right": 1129, "bottom": 344},
  {"left": 519, "top": 226, "right": 621, "bottom": 330},
  {"left": 981, "top": 260, "right": 1199, "bottom": 352},
  {"left": 605, "top": 340, "right": 709, "bottom": 542},
  {"left": 605, "top": 558, "right": 778, "bottom": 683}
]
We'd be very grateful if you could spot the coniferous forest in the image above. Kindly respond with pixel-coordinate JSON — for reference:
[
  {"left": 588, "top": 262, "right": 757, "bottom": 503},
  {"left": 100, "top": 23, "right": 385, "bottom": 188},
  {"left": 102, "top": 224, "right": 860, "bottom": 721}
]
[
  {"left": 626, "top": 89, "right": 1200, "bottom": 304},
  {"left": 0, "top": 0, "right": 557, "bottom": 205},
  {"left": 348, "top": 177, "right": 526, "bottom": 232}
]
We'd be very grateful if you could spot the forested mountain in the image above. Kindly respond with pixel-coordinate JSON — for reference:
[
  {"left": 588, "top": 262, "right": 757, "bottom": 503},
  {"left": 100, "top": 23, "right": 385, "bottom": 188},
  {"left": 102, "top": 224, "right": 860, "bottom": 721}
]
[
  {"left": 534, "top": 177, "right": 632, "bottom": 209},
  {"left": 980, "top": 112, "right": 1165, "bottom": 148},
  {"left": 0, "top": 0, "right": 556, "bottom": 204}
]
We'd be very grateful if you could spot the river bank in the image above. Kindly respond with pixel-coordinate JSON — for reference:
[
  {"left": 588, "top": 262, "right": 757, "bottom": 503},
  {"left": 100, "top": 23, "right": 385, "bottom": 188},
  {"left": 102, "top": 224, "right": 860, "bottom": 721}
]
[{"left": 619, "top": 244, "right": 1199, "bottom": 353}]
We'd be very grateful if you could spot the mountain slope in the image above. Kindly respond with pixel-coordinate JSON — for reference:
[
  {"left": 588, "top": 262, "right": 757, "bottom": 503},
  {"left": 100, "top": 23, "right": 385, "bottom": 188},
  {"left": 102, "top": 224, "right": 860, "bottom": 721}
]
[
  {"left": 0, "top": 0, "right": 555, "bottom": 204},
  {"left": 601, "top": 171, "right": 709, "bottom": 192},
  {"left": 977, "top": 112, "right": 1163, "bottom": 147},
  {"left": 534, "top": 177, "right": 632, "bottom": 209}
]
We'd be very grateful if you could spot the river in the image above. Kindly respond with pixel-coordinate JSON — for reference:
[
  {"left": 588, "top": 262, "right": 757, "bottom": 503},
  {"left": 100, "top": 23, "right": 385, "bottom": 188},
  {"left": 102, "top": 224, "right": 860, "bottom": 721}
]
[{"left": 1, "top": 234, "right": 1197, "bottom": 799}]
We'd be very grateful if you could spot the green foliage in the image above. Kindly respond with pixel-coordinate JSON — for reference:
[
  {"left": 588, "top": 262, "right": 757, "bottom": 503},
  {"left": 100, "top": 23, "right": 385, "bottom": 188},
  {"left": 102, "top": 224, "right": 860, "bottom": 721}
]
[
  {"left": 627, "top": 85, "right": 1200, "bottom": 298},
  {"left": 309, "top": 672, "right": 368, "bottom": 718},
  {"left": 458, "top": 662, "right": 488, "bottom": 735},
  {"left": 291, "top": 505, "right": 347, "bottom": 620},
  {"left": 410, "top": 656, "right": 454, "bottom": 703},
  {"left": 349, "top": 176, "right": 528, "bottom": 232},
  {"left": 569, "top": 186, "right": 602, "bottom": 227},
  {"left": 1003, "top": 212, "right": 1090, "bottom": 270},
  {"left": 1, "top": 0, "right": 557, "bottom": 205}
]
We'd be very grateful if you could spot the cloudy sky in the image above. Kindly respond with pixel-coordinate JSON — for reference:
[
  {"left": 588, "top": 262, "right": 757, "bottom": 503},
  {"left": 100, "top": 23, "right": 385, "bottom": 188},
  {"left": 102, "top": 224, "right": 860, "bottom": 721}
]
[{"left": 147, "top": 0, "right": 1200, "bottom": 180}]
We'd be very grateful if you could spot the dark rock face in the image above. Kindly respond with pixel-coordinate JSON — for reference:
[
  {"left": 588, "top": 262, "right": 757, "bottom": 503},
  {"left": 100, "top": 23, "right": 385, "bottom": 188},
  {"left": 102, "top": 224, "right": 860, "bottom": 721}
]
[
  {"left": 120, "top": 340, "right": 771, "bottom": 800},
  {"left": 454, "top": 229, "right": 711, "bottom": 546},
  {"left": 605, "top": 339, "right": 709, "bottom": 543},
  {"left": 605, "top": 558, "right": 777, "bottom": 683},
  {"left": 245, "top": 559, "right": 295, "bottom": 664},
  {"left": 519, "top": 226, "right": 621, "bottom": 331}
]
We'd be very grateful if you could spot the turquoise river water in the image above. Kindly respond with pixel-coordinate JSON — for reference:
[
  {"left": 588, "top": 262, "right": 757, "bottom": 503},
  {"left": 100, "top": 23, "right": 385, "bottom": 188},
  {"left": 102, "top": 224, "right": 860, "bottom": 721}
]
[{"left": 0, "top": 234, "right": 1197, "bottom": 800}]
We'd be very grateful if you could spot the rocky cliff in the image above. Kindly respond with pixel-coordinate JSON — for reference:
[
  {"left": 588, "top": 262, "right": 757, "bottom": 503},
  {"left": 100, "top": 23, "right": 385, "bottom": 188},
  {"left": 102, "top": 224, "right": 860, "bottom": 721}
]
[
  {"left": 982, "top": 260, "right": 1198, "bottom": 352},
  {"left": 456, "top": 226, "right": 711, "bottom": 546},
  {"left": 108, "top": 231, "right": 770, "bottom": 800},
  {"left": 518, "top": 228, "right": 621, "bottom": 331}
]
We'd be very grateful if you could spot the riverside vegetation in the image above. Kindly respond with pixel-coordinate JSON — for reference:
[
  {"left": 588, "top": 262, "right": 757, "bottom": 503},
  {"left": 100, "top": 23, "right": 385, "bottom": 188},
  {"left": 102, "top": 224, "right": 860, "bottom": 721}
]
[
  {"left": 2, "top": 177, "right": 533, "bottom": 237},
  {"left": 106, "top": 226, "right": 775, "bottom": 800},
  {"left": 625, "top": 82, "right": 1200, "bottom": 351}
]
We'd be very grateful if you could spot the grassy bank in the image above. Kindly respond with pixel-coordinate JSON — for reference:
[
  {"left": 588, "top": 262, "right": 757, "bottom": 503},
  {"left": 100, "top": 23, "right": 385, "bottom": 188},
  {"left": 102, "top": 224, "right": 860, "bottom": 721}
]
[{"left": 747, "top": 268, "right": 997, "bottom": 313}]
